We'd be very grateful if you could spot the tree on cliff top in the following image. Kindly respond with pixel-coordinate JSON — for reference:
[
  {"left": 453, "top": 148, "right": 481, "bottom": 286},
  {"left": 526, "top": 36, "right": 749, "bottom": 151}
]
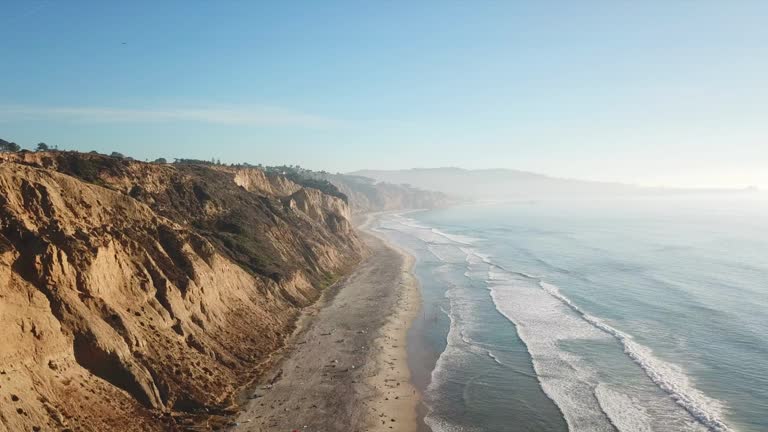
[
  {"left": 0, "top": 139, "right": 21, "bottom": 152},
  {"left": 36, "top": 142, "right": 49, "bottom": 151}
]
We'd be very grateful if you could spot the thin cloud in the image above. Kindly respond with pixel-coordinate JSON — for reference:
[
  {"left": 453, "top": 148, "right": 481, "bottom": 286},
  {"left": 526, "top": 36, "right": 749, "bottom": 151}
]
[{"left": 0, "top": 105, "right": 343, "bottom": 128}]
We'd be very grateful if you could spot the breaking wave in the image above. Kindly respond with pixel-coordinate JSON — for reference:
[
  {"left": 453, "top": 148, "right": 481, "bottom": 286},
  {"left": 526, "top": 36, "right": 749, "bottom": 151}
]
[
  {"left": 540, "top": 282, "right": 732, "bottom": 432},
  {"left": 377, "top": 212, "right": 734, "bottom": 432}
]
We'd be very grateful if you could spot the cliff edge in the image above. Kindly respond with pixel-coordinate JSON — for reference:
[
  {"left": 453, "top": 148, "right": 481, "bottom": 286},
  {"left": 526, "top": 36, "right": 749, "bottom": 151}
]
[{"left": 0, "top": 152, "right": 364, "bottom": 431}]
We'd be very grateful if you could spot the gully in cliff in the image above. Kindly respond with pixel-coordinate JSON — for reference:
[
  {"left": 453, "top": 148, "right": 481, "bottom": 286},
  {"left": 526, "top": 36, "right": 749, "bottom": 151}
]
[{"left": 0, "top": 151, "right": 367, "bottom": 431}]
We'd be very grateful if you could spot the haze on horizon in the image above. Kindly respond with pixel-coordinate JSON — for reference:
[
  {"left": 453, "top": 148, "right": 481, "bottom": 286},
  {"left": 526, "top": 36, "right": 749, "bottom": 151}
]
[{"left": 0, "top": 1, "right": 766, "bottom": 189}]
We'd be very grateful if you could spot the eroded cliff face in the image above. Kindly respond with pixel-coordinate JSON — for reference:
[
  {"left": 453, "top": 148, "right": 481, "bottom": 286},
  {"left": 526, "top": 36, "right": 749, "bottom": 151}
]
[
  {"left": 233, "top": 168, "right": 300, "bottom": 197},
  {"left": 0, "top": 152, "right": 364, "bottom": 431},
  {"left": 309, "top": 172, "right": 449, "bottom": 214},
  {"left": 286, "top": 188, "right": 352, "bottom": 233}
]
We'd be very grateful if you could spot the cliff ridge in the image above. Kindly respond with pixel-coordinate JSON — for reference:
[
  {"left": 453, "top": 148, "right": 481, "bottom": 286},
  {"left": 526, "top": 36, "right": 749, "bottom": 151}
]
[{"left": 0, "top": 152, "right": 364, "bottom": 431}]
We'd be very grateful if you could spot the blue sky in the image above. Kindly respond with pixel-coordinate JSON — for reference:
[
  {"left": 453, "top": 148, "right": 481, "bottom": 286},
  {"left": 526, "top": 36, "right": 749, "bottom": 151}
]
[{"left": 0, "top": 1, "right": 766, "bottom": 187}]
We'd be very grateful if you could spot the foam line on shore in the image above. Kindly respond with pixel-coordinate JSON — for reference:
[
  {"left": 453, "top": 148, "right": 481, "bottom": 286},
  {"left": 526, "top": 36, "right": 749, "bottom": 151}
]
[
  {"left": 540, "top": 282, "right": 732, "bottom": 432},
  {"left": 363, "top": 214, "right": 423, "bottom": 432},
  {"left": 384, "top": 211, "right": 733, "bottom": 432}
]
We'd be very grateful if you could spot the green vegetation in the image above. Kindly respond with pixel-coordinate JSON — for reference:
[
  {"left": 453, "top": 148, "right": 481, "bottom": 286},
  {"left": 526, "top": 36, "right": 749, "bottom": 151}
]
[
  {"left": 173, "top": 158, "right": 218, "bottom": 165},
  {"left": 44, "top": 152, "right": 126, "bottom": 185},
  {"left": 1, "top": 137, "right": 347, "bottom": 203},
  {"left": 263, "top": 165, "right": 348, "bottom": 203},
  {"left": 172, "top": 160, "right": 348, "bottom": 202},
  {"left": 0, "top": 138, "right": 21, "bottom": 152}
]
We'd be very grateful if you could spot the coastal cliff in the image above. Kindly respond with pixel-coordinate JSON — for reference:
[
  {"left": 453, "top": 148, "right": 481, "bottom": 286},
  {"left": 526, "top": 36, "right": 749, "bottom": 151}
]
[
  {"left": 0, "top": 152, "right": 364, "bottom": 431},
  {"left": 309, "top": 172, "right": 449, "bottom": 214}
]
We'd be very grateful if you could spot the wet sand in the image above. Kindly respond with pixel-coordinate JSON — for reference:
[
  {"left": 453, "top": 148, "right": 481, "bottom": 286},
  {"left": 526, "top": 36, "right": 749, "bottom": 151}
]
[{"left": 229, "top": 216, "right": 421, "bottom": 432}]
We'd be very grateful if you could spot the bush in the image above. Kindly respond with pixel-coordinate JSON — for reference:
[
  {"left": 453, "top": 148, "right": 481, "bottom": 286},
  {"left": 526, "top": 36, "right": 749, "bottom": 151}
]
[
  {"left": 263, "top": 165, "right": 347, "bottom": 202},
  {"left": 0, "top": 139, "right": 21, "bottom": 152}
]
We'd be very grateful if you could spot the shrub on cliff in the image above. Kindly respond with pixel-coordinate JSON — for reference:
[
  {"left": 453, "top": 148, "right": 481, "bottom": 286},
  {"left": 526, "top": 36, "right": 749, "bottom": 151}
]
[
  {"left": 53, "top": 153, "right": 126, "bottom": 184},
  {"left": 264, "top": 165, "right": 348, "bottom": 203},
  {"left": 0, "top": 138, "right": 21, "bottom": 152}
]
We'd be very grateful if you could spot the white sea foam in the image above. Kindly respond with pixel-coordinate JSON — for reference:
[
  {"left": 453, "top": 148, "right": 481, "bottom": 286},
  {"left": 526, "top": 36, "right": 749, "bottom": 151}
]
[
  {"left": 389, "top": 213, "right": 481, "bottom": 246},
  {"left": 425, "top": 416, "right": 482, "bottom": 432},
  {"left": 540, "top": 282, "right": 733, "bottom": 432},
  {"left": 486, "top": 268, "right": 729, "bottom": 432},
  {"left": 460, "top": 247, "right": 493, "bottom": 265},
  {"left": 595, "top": 384, "right": 654, "bottom": 432},
  {"left": 488, "top": 273, "right": 617, "bottom": 432},
  {"left": 423, "top": 289, "right": 477, "bottom": 430},
  {"left": 398, "top": 223, "right": 455, "bottom": 246},
  {"left": 430, "top": 228, "right": 480, "bottom": 245},
  {"left": 427, "top": 244, "right": 449, "bottom": 262},
  {"left": 382, "top": 213, "right": 732, "bottom": 432},
  {"left": 393, "top": 215, "right": 431, "bottom": 230},
  {"left": 486, "top": 350, "right": 504, "bottom": 366},
  {"left": 426, "top": 301, "right": 459, "bottom": 392},
  {"left": 423, "top": 270, "right": 516, "bottom": 431}
]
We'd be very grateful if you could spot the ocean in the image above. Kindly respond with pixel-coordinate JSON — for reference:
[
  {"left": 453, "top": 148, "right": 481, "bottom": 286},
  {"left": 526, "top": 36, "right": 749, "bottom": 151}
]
[{"left": 371, "top": 198, "right": 768, "bottom": 432}]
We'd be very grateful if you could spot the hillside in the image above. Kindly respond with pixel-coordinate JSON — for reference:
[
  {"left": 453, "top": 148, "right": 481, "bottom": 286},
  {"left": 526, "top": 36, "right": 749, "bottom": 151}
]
[
  {"left": 0, "top": 151, "right": 364, "bottom": 431},
  {"left": 305, "top": 171, "right": 450, "bottom": 213},
  {"left": 351, "top": 167, "right": 753, "bottom": 199}
]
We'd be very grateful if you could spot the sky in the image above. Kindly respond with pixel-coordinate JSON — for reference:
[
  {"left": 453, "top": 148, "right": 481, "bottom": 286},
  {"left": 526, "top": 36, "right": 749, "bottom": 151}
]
[{"left": 0, "top": 1, "right": 766, "bottom": 188}]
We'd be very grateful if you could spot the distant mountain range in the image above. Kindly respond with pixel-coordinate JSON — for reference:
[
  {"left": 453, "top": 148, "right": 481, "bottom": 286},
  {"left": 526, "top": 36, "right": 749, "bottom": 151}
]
[{"left": 349, "top": 167, "right": 758, "bottom": 200}]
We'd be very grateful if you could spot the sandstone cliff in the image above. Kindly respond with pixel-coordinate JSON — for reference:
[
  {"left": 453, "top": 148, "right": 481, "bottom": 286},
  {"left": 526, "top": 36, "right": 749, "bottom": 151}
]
[
  {"left": 311, "top": 172, "right": 449, "bottom": 214},
  {"left": 0, "top": 152, "right": 364, "bottom": 431},
  {"left": 233, "top": 168, "right": 300, "bottom": 197}
]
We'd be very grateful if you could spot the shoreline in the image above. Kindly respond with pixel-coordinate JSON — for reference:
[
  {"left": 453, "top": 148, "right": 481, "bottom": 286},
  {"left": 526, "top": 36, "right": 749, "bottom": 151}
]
[
  {"left": 363, "top": 224, "right": 423, "bottom": 432},
  {"left": 229, "top": 212, "right": 422, "bottom": 432}
]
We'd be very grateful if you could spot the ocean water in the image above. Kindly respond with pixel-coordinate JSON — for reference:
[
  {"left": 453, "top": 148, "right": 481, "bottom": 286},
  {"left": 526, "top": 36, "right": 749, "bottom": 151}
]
[{"left": 371, "top": 198, "right": 768, "bottom": 432}]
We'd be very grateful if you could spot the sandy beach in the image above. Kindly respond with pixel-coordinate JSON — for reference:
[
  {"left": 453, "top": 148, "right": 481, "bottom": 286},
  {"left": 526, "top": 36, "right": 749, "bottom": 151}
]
[{"left": 229, "top": 214, "right": 421, "bottom": 432}]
